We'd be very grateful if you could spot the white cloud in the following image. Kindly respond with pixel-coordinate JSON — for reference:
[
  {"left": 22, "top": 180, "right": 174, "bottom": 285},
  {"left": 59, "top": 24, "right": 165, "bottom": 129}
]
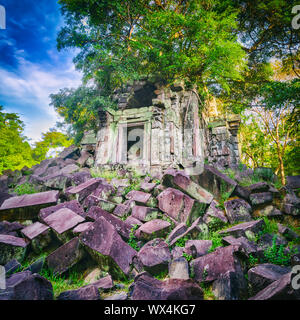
[{"left": 0, "top": 56, "right": 82, "bottom": 143}]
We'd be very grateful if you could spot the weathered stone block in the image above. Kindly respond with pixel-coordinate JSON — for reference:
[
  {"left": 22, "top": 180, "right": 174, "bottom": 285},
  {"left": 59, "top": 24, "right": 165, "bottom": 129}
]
[
  {"left": 193, "top": 165, "right": 237, "bottom": 202},
  {"left": 190, "top": 245, "right": 244, "bottom": 283},
  {"left": 0, "top": 234, "right": 28, "bottom": 265},
  {"left": 131, "top": 272, "right": 203, "bottom": 300},
  {"left": 135, "top": 219, "right": 171, "bottom": 241},
  {"left": 125, "top": 216, "right": 143, "bottom": 228},
  {"left": 44, "top": 208, "right": 85, "bottom": 242},
  {"left": 224, "top": 198, "right": 252, "bottom": 224},
  {"left": 136, "top": 239, "right": 171, "bottom": 275},
  {"left": 249, "top": 272, "right": 300, "bottom": 300},
  {"left": 39, "top": 200, "right": 86, "bottom": 221},
  {"left": 249, "top": 192, "right": 273, "bottom": 206},
  {"left": 0, "top": 191, "right": 59, "bottom": 222},
  {"left": 0, "top": 221, "right": 23, "bottom": 237},
  {"left": 4, "top": 259, "right": 21, "bottom": 275},
  {"left": 157, "top": 188, "right": 205, "bottom": 224},
  {"left": 87, "top": 206, "right": 131, "bottom": 240},
  {"left": 0, "top": 271, "right": 53, "bottom": 300},
  {"left": 248, "top": 263, "right": 291, "bottom": 296},
  {"left": 65, "top": 178, "right": 103, "bottom": 202},
  {"left": 21, "top": 222, "right": 51, "bottom": 254},
  {"left": 212, "top": 270, "right": 247, "bottom": 300},
  {"left": 46, "top": 237, "right": 84, "bottom": 275},
  {"left": 168, "top": 257, "right": 189, "bottom": 280},
  {"left": 72, "top": 222, "right": 93, "bottom": 235},
  {"left": 219, "top": 219, "right": 265, "bottom": 239},
  {"left": 57, "top": 284, "right": 100, "bottom": 300},
  {"left": 131, "top": 206, "right": 158, "bottom": 222},
  {"left": 162, "top": 170, "right": 213, "bottom": 204},
  {"left": 113, "top": 203, "right": 131, "bottom": 217},
  {"left": 222, "top": 236, "right": 258, "bottom": 256},
  {"left": 203, "top": 200, "right": 228, "bottom": 229},
  {"left": 184, "top": 240, "right": 212, "bottom": 258},
  {"left": 255, "top": 205, "right": 282, "bottom": 218},
  {"left": 166, "top": 223, "right": 187, "bottom": 244},
  {"left": 79, "top": 217, "right": 136, "bottom": 277}
]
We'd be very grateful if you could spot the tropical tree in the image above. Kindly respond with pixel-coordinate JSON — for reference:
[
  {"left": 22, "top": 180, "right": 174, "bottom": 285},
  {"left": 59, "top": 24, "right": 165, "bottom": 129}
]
[
  {"left": 32, "top": 131, "right": 74, "bottom": 162},
  {"left": 0, "top": 106, "right": 36, "bottom": 174}
]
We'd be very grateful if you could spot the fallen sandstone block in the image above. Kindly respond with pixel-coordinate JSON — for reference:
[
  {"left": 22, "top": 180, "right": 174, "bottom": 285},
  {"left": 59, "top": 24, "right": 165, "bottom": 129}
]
[
  {"left": 219, "top": 219, "right": 265, "bottom": 239},
  {"left": 135, "top": 239, "right": 171, "bottom": 275},
  {"left": 157, "top": 188, "right": 206, "bottom": 225},
  {"left": 87, "top": 206, "right": 131, "bottom": 240},
  {"left": 224, "top": 198, "right": 252, "bottom": 224},
  {"left": 44, "top": 208, "right": 85, "bottom": 242},
  {"left": 190, "top": 245, "right": 244, "bottom": 283},
  {"left": 162, "top": 170, "right": 213, "bottom": 204},
  {"left": 131, "top": 272, "right": 203, "bottom": 300},
  {"left": 193, "top": 165, "right": 237, "bottom": 202},
  {"left": 0, "top": 234, "right": 28, "bottom": 265},
  {"left": 248, "top": 263, "right": 291, "bottom": 296},
  {"left": 39, "top": 200, "right": 86, "bottom": 221},
  {"left": 21, "top": 222, "right": 51, "bottom": 254},
  {"left": 135, "top": 219, "right": 171, "bottom": 241},
  {"left": 46, "top": 237, "right": 84, "bottom": 275},
  {"left": 65, "top": 178, "right": 103, "bottom": 202},
  {"left": 0, "top": 271, "right": 53, "bottom": 300},
  {"left": 79, "top": 217, "right": 136, "bottom": 278},
  {"left": 0, "top": 191, "right": 60, "bottom": 222}
]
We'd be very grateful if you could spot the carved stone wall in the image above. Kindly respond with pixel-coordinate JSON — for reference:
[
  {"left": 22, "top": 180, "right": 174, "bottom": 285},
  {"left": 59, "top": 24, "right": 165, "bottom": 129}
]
[
  {"left": 204, "top": 115, "right": 241, "bottom": 169},
  {"left": 89, "top": 80, "right": 240, "bottom": 174}
]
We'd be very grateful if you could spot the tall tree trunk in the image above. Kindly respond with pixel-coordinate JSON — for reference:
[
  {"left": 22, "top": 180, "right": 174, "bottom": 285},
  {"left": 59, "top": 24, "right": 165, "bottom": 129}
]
[{"left": 277, "top": 149, "right": 285, "bottom": 185}]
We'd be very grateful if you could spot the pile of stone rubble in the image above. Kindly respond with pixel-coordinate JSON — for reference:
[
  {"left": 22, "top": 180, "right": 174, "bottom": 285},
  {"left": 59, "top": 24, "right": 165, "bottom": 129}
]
[{"left": 0, "top": 146, "right": 299, "bottom": 300}]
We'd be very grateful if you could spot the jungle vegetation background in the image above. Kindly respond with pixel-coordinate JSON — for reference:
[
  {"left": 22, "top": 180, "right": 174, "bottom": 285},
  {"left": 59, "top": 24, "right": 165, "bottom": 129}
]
[{"left": 0, "top": 0, "right": 299, "bottom": 184}]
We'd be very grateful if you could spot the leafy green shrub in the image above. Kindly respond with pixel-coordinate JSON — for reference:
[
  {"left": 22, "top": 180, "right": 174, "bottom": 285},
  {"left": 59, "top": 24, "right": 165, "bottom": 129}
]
[
  {"left": 40, "top": 269, "right": 86, "bottom": 299},
  {"left": 216, "top": 182, "right": 232, "bottom": 210},
  {"left": 13, "top": 183, "right": 39, "bottom": 195},
  {"left": 255, "top": 217, "right": 278, "bottom": 241},
  {"left": 123, "top": 179, "right": 141, "bottom": 195},
  {"left": 207, "top": 231, "right": 224, "bottom": 253},
  {"left": 175, "top": 236, "right": 189, "bottom": 248},
  {"left": 182, "top": 252, "right": 193, "bottom": 262},
  {"left": 90, "top": 168, "right": 121, "bottom": 180},
  {"left": 262, "top": 235, "right": 298, "bottom": 266},
  {"left": 128, "top": 224, "right": 140, "bottom": 251},
  {"left": 248, "top": 254, "right": 259, "bottom": 268}
]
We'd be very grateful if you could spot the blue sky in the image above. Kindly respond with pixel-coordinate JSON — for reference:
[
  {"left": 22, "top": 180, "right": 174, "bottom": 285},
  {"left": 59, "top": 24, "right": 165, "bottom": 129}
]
[{"left": 0, "top": 0, "right": 82, "bottom": 143}]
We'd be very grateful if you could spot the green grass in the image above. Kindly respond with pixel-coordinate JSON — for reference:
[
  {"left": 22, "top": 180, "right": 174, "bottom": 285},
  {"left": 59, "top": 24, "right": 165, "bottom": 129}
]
[
  {"left": 182, "top": 252, "right": 193, "bottom": 262},
  {"left": 154, "top": 269, "right": 168, "bottom": 280},
  {"left": 215, "top": 181, "right": 232, "bottom": 210},
  {"left": 127, "top": 224, "right": 140, "bottom": 251},
  {"left": 221, "top": 168, "right": 236, "bottom": 181},
  {"left": 206, "top": 231, "right": 224, "bottom": 253},
  {"left": 254, "top": 217, "right": 279, "bottom": 241},
  {"left": 200, "top": 282, "right": 216, "bottom": 300},
  {"left": 123, "top": 178, "right": 141, "bottom": 195},
  {"left": 40, "top": 269, "right": 87, "bottom": 299},
  {"left": 175, "top": 236, "right": 190, "bottom": 247},
  {"left": 90, "top": 168, "right": 122, "bottom": 180},
  {"left": 13, "top": 183, "right": 39, "bottom": 195}
]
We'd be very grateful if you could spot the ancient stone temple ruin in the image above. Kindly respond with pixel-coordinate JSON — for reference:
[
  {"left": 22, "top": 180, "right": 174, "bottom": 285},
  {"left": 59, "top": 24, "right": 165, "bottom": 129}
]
[{"left": 82, "top": 80, "right": 241, "bottom": 174}]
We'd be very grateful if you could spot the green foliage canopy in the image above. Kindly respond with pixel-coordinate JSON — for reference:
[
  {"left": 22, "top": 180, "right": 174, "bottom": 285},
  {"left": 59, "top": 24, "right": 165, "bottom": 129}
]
[{"left": 0, "top": 106, "right": 36, "bottom": 174}]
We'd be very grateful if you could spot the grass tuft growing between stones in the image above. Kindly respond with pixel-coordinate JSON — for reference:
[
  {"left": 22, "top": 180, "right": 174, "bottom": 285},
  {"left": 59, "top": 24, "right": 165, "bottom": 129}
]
[
  {"left": 13, "top": 182, "right": 40, "bottom": 195},
  {"left": 40, "top": 269, "right": 87, "bottom": 299}
]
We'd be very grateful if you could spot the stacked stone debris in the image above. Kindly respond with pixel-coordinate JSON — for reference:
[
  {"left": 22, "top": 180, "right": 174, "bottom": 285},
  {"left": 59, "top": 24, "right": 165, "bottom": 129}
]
[{"left": 0, "top": 146, "right": 299, "bottom": 300}]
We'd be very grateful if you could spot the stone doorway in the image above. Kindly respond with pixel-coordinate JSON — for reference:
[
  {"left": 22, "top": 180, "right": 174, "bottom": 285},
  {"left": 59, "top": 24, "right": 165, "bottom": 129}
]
[{"left": 127, "top": 124, "right": 144, "bottom": 163}]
